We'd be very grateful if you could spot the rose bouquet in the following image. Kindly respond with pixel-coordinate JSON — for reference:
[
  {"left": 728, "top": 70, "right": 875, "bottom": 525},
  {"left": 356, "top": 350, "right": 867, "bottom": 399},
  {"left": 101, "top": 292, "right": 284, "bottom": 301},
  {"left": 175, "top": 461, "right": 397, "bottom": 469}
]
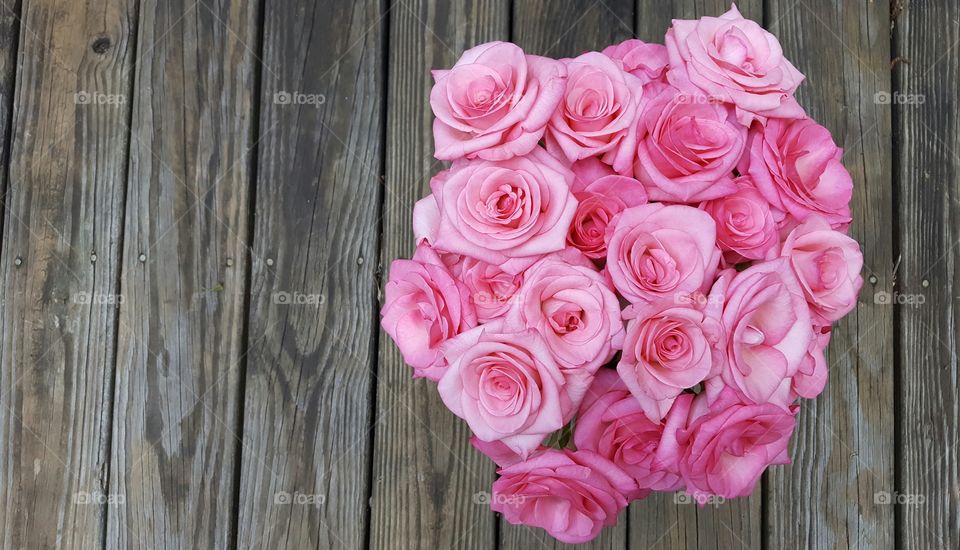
[{"left": 381, "top": 4, "right": 862, "bottom": 544}]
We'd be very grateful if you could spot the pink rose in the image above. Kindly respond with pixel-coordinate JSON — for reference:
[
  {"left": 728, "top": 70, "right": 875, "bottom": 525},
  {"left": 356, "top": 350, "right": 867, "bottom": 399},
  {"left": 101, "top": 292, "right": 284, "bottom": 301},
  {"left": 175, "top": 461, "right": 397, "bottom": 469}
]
[
  {"left": 605, "top": 203, "right": 720, "bottom": 309},
  {"left": 575, "top": 370, "right": 690, "bottom": 493},
  {"left": 505, "top": 249, "right": 624, "bottom": 373},
  {"left": 470, "top": 436, "right": 530, "bottom": 468},
  {"left": 438, "top": 323, "right": 573, "bottom": 456},
  {"left": 740, "top": 117, "right": 853, "bottom": 228},
  {"left": 719, "top": 260, "right": 814, "bottom": 406},
  {"left": 792, "top": 325, "right": 831, "bottom": 399},
  {"left": 380, "top": 244, "right": 477, "bottom": 380},
  {"left": 567, "top": 174, "right": 648, "bottom": 261},
  {"left": 633, "top": 86, "right": 744, "bottom": 202},
  {"left": 781, "top": 215, "right": 863, "bottom": 323},
  {"left": 491, "top": 449, "right": 636, "bottom": 544},
  {"left": 665, "top": 5, "right": 805, "bottom": 124},
  {"left": 702, "top": 176, "right": 780, "bottom": 264},
  {"left": 545, "top": 52, "right": 644, "bottom": 174},
  {"left": 414, "top": 148, "right": 578, "bottom": 271},
  {"left": 679, "top": 388, "right": 797, "bottom": 500},
  {"left": 602, "top": 39, "right": 669, "bottom": 84},
  {"left": 450, "top": 256, "right": 523, "bottom": 323},
  {"left": 616, "top": 288, "right": 724, "bottom": 421},
  {"left": 431, "top": 42, "right": 566, "bottom": 161}
]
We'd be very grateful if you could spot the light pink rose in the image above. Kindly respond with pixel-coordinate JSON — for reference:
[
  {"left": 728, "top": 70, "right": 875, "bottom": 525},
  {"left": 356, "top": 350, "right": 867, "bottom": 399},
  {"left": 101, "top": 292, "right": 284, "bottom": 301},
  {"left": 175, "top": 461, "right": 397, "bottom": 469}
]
[
  {"left": 575, "top": 370, "right": 691, "bottom": 493},
  {"left": 602, "top": 39, "right": 669, "bottom": 84},
  {"left": 414, "top": 148, "right": 578, "bottom": 271},
  {"left": 438, "top": 323, "right": 575, "bottom": 456},
  {"left": 740, "top": 117, "right": 853, "bottom": 228},
  {"left": 781, "top": 215, "right": 863, "bottom": 323},
  {"left": 504, "top": 249, "right": 624, "bottom": 373},
  {"left": 380, "top": 243, "right": 477, "bottom": 380},
  {"left": 449, "top": 256, "right": 523, "bottom": 323},
  {"left": 616, "top": 287, "right": 724, "bottom": 421},
  {"left": 567, "top": 174, "right": 648, "bottom": 261},
  {"left": 665, "top": 5, "right": 805, "bottom": 124},
  {"left": 719, "top": 260, "right": 814, "bottom": 406},
  {"left": 634, "top": 86, "right": 744, "bottom": 202},
  {"left": 545, "top": 52, "right": 644, "bottom": 174},
  {"left": 491, "top": 448, "right": 636, "bottom": 544},
  {"left": 679, "top": 387, "right": 797, "bottom": 500},
  {"left": 431, "top": 41, "right": 566, "bottom": 161},
  {"left": 605, "top": 203, "right": 720, "bottom": 310},
  {"left": 702, "top": 176, "right": 780, "bottom": 264}
]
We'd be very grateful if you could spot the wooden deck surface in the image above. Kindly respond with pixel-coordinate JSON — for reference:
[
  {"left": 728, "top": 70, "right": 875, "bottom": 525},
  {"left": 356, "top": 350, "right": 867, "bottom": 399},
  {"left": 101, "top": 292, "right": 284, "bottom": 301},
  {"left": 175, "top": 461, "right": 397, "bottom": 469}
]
[{"left": 0, "top": 0, "right": 952, "bottom": 548}]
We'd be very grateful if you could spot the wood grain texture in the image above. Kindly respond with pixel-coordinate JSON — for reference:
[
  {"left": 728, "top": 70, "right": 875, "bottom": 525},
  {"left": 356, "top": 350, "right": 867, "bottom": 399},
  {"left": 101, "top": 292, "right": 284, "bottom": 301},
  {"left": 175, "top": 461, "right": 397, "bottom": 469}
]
[
  {"left": 234, "top": 0, "right": 384, "bottom": 547},
  {"left": 630, "top": 4, "right": 763, "bottom": 550},
  {"left": 504, "top": 1, "right": 633, "bottom": 548},
  {"left": 105, "top": 0, "right": 259, "bottom": 547},
  {"left": 513, "top": 0, "right": 635, "bottom": 58},
  {"left": 0, "top": 0, "right": 135, "bottom": 547},
  {"left": 763, "top": 1, "right": 896, "bottom": 548},
  {"left": 895, "top": 0, "right": 960, "bottom": 548},
  {"left": 0, "top": 0, "right": 18, "bottom": 219},
  {"left": 368, "top": 1, "right": 507, "bottom": 549}
]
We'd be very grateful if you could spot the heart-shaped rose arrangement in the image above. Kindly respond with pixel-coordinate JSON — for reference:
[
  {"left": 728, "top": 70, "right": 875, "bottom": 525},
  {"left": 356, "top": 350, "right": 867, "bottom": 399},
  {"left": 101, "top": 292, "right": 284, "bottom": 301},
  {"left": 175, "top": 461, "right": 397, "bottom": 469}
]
[{"left": 381, "top": 5, "right": 862, "bottom": 544}]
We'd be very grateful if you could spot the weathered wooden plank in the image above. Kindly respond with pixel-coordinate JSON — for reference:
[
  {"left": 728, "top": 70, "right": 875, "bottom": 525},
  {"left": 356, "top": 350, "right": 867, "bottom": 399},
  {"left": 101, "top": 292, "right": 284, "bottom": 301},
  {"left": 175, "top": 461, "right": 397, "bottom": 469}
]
[
  {"left": 762, "top": 1, "right": 895, "bottom": 548},
  {"left": 895, "top": 1, "right": 960, "bottom": 548},
  {"left": 500, "top": 1, "right": 634, "bottom": 548},
  {"left": 0, "top": 0, "right": 17, "bottom": 210},
  {"left": 368, "top": 1, "right": 508, "bottom": 549},
  {"left": 513, "top": 0, "right": 634, "bottom": 59},
  {"left": 234, "top": 0, "right": 384, "bottom": 547},
  {"left": 104, "top": 0, "right": 259, "bottom": 547},
  {"left": 628, "top": 2, "right": 764, "bottom": 549},
  {"left": 0, "top": 0, "right": 135, "bottom": 547}
]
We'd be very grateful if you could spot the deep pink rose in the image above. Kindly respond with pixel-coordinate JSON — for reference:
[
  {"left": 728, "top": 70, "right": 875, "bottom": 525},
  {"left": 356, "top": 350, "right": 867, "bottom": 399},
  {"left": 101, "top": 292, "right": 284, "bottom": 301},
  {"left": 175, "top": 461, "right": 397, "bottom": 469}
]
[
  {"left": 679, "top": 387, "right": 797, "bottom": 500},
  {"left": 702, "top": 176, "right": 780, "bottom": 264},
  {"left": 438, "top": 323, "right": 582, "bottom": 456},
  {"left": 449, "top": 256, "right": 523, "bottom": 323},
  {"left": 567, "top": 174, "right": 648, "bottom": 261},
  {"left": 491, "top": 448, "right": 636, "bottom": 544},
  {"left": 414, "top": 148, "right": 578, "bottom": 271},
  {"left": 634, "top": 86, "right": 744, "bottom": 202},
  {"left": 719, "top": 260, "right": 814, "bottom": 406},
  {"left": 575, "top": 370, "right": 691, "bottom": 493},
  {"left": 616, "top": 284, "right": 724, "bottom": 421},
  {"left": 781, "top": 215, "right": 863, "bottom": 323},
  {"left": 602, "top": 39, "right": 669, "bottom": 84},
  {"left": 740, "top": 117, "right": 853, "bottom": 228},
  {"left": 665, "top": 5, "right": 805, "bottom": 124},
  {"left": 545, "top": 52, "right": 644, "bottom": 174},
  {"left": 380, "top": 244, "right": 477, "bottom": 380},
  {"left": 431, "top": 42, "right": 566, "bottom": 161},
  {"left": 505, "top": 249, "right": 624, "bottom": 373},
  {"left": 605, "top": 203, "right": 720, "bottom": 310}
]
